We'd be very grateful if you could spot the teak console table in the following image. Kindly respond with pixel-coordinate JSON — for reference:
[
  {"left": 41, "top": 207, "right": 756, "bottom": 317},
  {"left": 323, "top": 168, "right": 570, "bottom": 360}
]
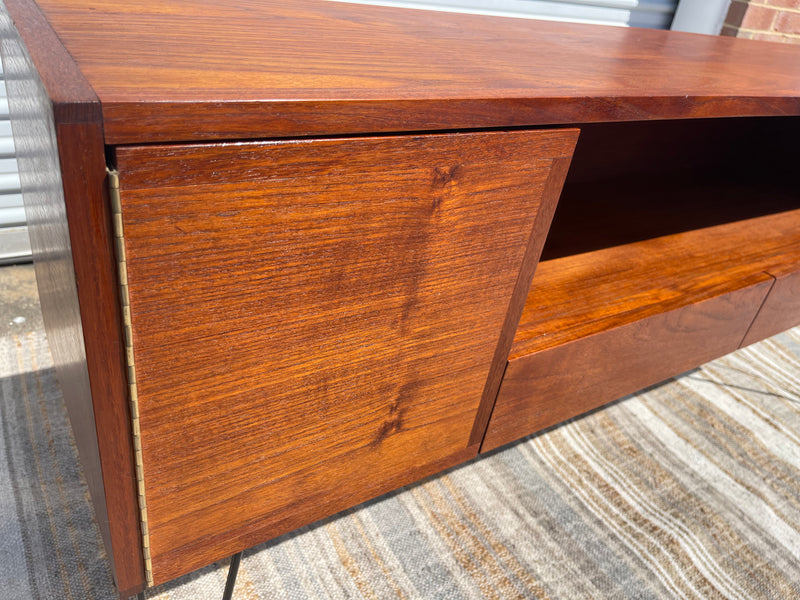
[{"left": 2, "top": 0, "right": 800, "bottom": 596}]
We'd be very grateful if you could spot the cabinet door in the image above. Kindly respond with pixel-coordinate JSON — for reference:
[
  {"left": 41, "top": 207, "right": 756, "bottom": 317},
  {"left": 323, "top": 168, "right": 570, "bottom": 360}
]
[{"left": 114, "top": 130, "right": 576, "bottom": 583}]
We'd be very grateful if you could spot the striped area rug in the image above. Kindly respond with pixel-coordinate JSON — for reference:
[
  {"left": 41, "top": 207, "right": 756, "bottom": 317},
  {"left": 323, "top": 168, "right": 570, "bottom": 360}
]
[{"left": 2, "top": 273, "right": 800, "bottom": 598}]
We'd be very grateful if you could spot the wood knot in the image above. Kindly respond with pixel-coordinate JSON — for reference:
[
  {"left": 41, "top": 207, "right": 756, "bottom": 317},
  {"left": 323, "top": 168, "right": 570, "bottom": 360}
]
[
  {"left": 371, "top": 397, "right": 407, "bottom": 446},
  {"left": 431, "top": 165, "right": 462, "bottom": 188}
]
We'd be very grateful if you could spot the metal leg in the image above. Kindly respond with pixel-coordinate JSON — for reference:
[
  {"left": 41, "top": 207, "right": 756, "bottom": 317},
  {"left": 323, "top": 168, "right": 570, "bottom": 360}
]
[
  {"left": 135, "top": 593, "right": 146, "bottom": 600},
  {"left": 222, "top": 551, "right": 243, "bottom": 600}
]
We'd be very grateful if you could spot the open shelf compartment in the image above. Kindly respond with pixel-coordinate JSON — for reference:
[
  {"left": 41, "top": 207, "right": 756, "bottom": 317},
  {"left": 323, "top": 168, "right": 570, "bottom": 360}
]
[{"left": 482, "top": 116, "right": 800, "bottom": 452}]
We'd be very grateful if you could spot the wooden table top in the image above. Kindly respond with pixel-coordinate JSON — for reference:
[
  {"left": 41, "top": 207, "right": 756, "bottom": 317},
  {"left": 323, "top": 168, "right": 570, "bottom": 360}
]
[{"left": 8, "top": 0, "right": 800, "bottom": 142}]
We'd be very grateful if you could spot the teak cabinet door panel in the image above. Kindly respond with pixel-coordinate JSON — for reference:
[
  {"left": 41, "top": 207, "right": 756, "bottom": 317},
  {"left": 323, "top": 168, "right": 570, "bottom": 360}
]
[{"left": 114, "top": 130, "right": 577, "bottom": 583}]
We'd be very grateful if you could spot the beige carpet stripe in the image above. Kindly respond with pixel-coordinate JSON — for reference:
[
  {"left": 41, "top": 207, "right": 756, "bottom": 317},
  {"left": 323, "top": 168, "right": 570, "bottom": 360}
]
[
  {"left": 513, "top": 438, "right": 660, "bottom": 598},
  {"left": 728, "top": 348, "right": 800, "bottom": 421},
  {"left": 669, "top": 371, "right": 800, "bottom": 523},
  {"left": 433, "top": 477, "right": 541, "bottom": 599},
  {"left": 457, "top": 457, "right": 613, "bottom": 599},
  {"left": 412, "top": 482, "right": 508, "bottom": 600},
  {"left": 752, "top": 331, "right": 800, "bottom": 385},
  {"left": 286, "top": 538, "right": 323, "bottom": 600},
  {"left": 734, "top": 340, "right": 800, "bottom": 407},
  {"left": 245, "top": 542, "right": 289, "bottom": 600},
  {"left": 350, "top": 513, "right": 410, "bottom": 600},
  {"left": 289, "top": 529, "right": 349, "bottom": 600},
  {"left": 712, "top": 356, "right": 800, "bottom": 424},
  {"left": 628, "top": 398, "right": 800, "bottom": 557},
  {"left": 398, "top": 486, "right": 486, "bottom": 600},
  {"left": 439, "top": 475, "right": 551, "bottom": 600},
  {"left": 478, "top": 454, "right": 614, "bottom": 598},
  {"left": 325, "top": 521, "right": 381, "bottom": 600},
  {"left": 695, "top": 362, "right": 800, "bottom": 448},
  {"left": 558, "top": 421, "right": 730, "bottom": 600},
  {"left": 598, "top": 404, "right": 799, "bottom": 597},
  {"left": 517, "top": 432, "right": 664, "bottom": 598},
  {"left": 232, "top": 566, "right": 261, "bottom": 600},
  {"left": 539, "top": 427, "right": 714, "bottom": 600},
  {"left": 356, "top": 510, "right": 422, "bottom": 598},
  {"left": 650, "top": 380, "right": 800, "bottom": 532},
  {"left": 532, "top": 431, "right": 704, "bottom": 600},
  {"left": 325, "top": 512, "right": 403, "bottom": 599},
  {"left": 563, "top": 422, "right": 747, "bottom": 600}
]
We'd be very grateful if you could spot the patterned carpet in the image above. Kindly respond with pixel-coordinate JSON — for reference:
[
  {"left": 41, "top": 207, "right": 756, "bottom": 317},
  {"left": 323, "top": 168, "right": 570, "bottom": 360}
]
[{"left": 2, "top": 262, "right": 800, "bottom": 600}]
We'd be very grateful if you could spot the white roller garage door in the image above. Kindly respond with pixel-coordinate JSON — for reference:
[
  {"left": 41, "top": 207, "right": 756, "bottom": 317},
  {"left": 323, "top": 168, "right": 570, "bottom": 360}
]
[
  {"left": 0, "top": 68, "right": 27, "bottom": 265},
  {"left": 338, "top": 0, "right": 679, "bottom": 28}
]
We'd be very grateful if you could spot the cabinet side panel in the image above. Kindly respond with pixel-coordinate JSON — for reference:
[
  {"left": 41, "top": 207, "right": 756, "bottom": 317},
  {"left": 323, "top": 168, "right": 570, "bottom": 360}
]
[
  {"left": 0, "top": 1, "right": 145, "bottom": 594},
  {"left": 0, "top": 0, "right": 111, "bottom": 567},
  {"left": 115, "top": 129, "right": 576, "bottom": 583}
]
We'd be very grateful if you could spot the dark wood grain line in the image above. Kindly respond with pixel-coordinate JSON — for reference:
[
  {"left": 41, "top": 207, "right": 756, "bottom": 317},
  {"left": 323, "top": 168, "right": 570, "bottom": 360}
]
[{"left": 469, "top": 151, "right": 576, "bottom": 448}]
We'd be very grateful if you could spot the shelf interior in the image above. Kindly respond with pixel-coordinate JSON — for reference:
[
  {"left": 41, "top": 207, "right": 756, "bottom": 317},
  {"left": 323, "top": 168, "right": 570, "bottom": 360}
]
[{"left": 512, "top": 116, "right": 800, "bottom": 359}]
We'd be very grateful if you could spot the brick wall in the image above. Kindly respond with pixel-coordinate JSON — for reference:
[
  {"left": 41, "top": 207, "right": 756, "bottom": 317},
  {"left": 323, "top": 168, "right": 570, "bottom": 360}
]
[{"left": 722, "top": 0, "right": 800, "bottom": 43}]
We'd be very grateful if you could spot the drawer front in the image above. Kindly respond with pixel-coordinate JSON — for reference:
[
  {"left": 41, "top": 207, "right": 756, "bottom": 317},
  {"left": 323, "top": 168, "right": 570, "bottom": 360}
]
[
  {"left": 741, "top": 266, "right": 800, "bottom": 347},
  {"left": 482, "top": 274, "right": 773, "bottom": 453},
  {"left": 114, "top": 130, "right": 577, "bottom": 583}
]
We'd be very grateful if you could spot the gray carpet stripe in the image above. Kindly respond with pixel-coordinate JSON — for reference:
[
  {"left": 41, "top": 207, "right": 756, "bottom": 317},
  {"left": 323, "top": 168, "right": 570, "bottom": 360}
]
[
  {"left": 564, "top": 424, "right": 746, "bottom": 600},
  {"left": 1, "top": 338, "right": 37, "bottom": 600},
  {"left": 535, "top": 429, "right": 707, "bottom": 600},
  {"left": 670, "top": 374, "right": 800, "bottom": 526},
  {"left": 489, "top": 445, "right": 661, "bottom": 599},
  {"left": 371, "top": 493, "right": 470, "bottom": 600}
]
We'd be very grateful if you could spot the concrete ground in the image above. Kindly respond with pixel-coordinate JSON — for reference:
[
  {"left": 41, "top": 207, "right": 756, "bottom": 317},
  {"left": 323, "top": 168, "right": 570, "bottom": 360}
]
[{"left": 0, "top": 263, "right": 43, "bottom": 337}]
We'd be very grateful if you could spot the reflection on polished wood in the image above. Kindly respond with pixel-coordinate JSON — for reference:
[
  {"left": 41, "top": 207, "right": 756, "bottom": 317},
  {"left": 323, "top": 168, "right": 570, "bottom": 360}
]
[
  {"left": 3, "top": 0, "right": 800, "bottom": 596},
  {"left": 21, "top": 0, "right": 800, "bottom": 143}
]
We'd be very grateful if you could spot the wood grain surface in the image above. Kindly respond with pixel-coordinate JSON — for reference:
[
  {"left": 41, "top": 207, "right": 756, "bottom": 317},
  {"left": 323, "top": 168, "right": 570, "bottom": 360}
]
[
  {"left": 19, "top": 0, "right": 800, "bottom": 143},
  {"left": 514, "top": 201, "right": 800, "bottom": 359},
  {"left": 482, "top": 274, "right": 774, "bottom": 452},
  {"left": 2, "top": 0, "right": 145, "bottom": 595},
  {"left": 114, "top": 129, "right": 576, "bottom": 583},
  {"left": 741, "top": 263, "right": 800, "bottom": 348},
  {"left": 468, "top": 155, "right": 573, "bottom": 447},
  {"left": 483, "top": 205, "right": 800, "bottom": 452}
]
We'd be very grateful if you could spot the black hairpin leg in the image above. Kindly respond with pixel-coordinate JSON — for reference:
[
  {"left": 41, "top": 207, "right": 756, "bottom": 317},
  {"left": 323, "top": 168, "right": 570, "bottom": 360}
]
[
  {"left": 131, "top": 550, "right": 243, "bottom": 600},
  {"left": 222, "top": 551, "right": 243, "bottom": 600}
]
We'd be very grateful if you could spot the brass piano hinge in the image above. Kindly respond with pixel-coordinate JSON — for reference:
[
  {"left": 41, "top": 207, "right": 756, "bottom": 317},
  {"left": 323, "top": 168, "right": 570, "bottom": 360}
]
[{"left": 108, "top": 168, "right": 154, "bottom": 588}]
